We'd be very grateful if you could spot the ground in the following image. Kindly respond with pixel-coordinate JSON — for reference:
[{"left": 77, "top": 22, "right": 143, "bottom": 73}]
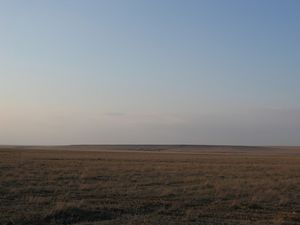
[{"left": 1, "top": 145, "right": 300, "bottom": 225}]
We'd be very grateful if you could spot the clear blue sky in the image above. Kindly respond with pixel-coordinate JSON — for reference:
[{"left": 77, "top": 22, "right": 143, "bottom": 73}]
[{"left": 1, "top": 0, "right": 300, "bottom": 145}]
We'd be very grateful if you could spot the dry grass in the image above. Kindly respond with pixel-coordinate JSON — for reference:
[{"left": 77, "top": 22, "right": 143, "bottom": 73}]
[{"left": 0, "top": 146, "right": 300, "bottom": 225}]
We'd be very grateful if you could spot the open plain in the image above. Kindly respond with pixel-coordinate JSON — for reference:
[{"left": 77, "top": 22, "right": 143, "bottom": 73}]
[{"left": 1, "top": 145, "right": 300, "bottom": 225}]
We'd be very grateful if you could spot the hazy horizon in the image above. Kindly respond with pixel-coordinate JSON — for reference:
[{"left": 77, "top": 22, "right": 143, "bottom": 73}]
[{"left": 1, "top": 0, "right": 300, "bottom": 145}]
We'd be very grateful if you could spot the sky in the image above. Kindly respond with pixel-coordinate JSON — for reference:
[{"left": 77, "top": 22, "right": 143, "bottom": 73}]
[{"left": 0, "top": 0, "right": 300, "bottom": 145}]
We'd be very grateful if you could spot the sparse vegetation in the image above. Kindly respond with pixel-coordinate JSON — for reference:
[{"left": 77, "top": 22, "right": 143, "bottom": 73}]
[{"left": 1, "top": 146, "right": 300, "bottom": 225}]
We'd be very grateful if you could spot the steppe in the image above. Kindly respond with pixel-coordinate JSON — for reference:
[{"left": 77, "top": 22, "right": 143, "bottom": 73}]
[{"left": 1, "top": 145, "right": 299, "bottom": 225}]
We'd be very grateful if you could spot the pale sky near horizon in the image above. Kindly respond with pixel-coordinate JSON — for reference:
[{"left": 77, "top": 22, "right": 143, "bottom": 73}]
[{"left": 1, "top": 0, "right": 300, "bottom": 145}]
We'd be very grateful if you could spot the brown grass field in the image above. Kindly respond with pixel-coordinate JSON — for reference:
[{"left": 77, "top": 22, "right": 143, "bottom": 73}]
[{"left": 1, "top": 145, "right": 300, "bottom": 225}]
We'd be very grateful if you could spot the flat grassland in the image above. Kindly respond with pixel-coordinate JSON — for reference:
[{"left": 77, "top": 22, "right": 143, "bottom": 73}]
[{"left": 1, "top": 146, "right": 300, "bottom": 225}]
